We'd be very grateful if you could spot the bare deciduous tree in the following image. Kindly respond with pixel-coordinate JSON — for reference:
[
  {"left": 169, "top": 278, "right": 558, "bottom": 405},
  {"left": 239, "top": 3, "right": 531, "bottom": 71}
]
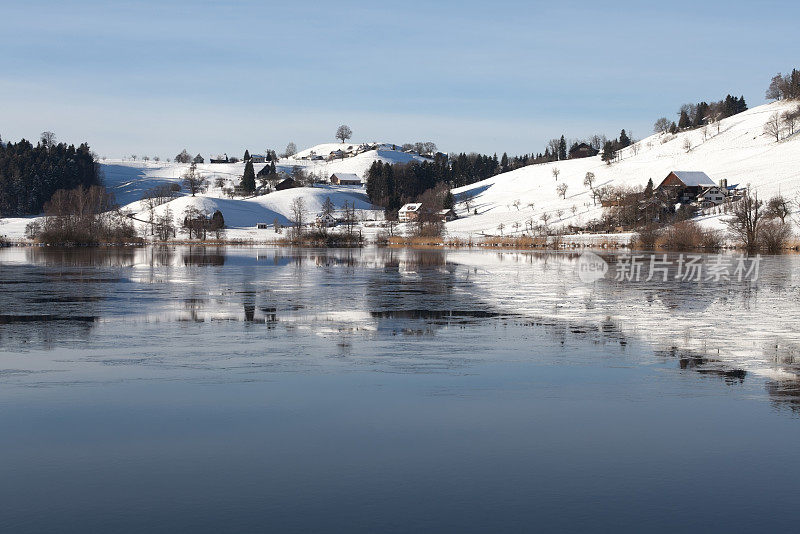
[
  {"left": 725, "top": 190, "right": 763, "bottom": 253},
  {"left": 284, "top": 142, "right": 297, "bottom": 157},
  {"left": 556, "top": 182, "right": 568, "bottom": 199},
  {"left": 763, "top": 112, "right": 782, "bottom": 142},
  {"left": 583, "top": 172, "right": 597, "bottom": 205},
  {"left": 182, "top": 162, "right": 207, "bottom": 197},
  {"left": 765, "top": 194, "right": 791, "bottom": 223},
  {"left": 552, "top": 167, "right": 560, "bottom": 181},
  {"left": 653, "top": 117, "right": 670, "bottom": 135},
  {"left": 290, "top": 196, "right": 306, "bottom": 239},
  {"left": 336, "top": 125, "right": 353, "bottom": 143},
  {"left": 781, "top": 106, "right": 799, "bottom": 136},
  {"left": 40, "top": 131, "right": 56, "bottom": 149}
]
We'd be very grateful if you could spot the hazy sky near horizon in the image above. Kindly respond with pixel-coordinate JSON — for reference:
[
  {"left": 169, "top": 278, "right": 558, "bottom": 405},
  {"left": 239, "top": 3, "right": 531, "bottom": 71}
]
[{"left": 1, "top": 0, "right": 798, "bottom": 158}]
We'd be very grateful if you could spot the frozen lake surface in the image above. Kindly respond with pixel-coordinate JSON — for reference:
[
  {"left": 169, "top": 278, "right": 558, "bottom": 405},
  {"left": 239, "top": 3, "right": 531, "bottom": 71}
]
[{"left": 1, "top": 246, "right": 799, "bottom": 533}]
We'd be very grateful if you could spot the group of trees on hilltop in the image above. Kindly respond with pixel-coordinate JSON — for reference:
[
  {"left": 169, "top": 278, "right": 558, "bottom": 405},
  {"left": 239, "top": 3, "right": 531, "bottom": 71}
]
[
  {"left": 174, "top": 149, "right": 206, "bottom": 164},
  {"left": 653, "top": 94, "right": 748, "bottom": 136},
  {"left": 766, "top": 69, "right": 800, "bottom": 101},
  {"left": 600, "top": 129, "right": 632, "bottom": 164},
  {"left": 0, "top": 133, "right": 101, "bottom": 216}
]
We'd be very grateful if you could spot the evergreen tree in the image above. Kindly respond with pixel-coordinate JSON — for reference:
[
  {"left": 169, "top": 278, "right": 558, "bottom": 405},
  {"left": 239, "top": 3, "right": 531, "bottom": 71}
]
[
  {"left": 619, "top": 129, "right": 631, "bottom": 148},
  {"left": 244, "top": 149, "right": 250, "bottom": 161},
  {"left": 500, "top": 152, "right": 509, "bottom": 173},
  {"left": 558, "top": 135, "right": 567, "bottom": 161},
  {"left": 644, "top": 178, "right": 654, "bottom": 198},
  {"left": 444, "top": 189, "right": 454, "bottom": 209},
  {"left": 693, "top": 102, "right": 709, "bottom": 126},
  {"left": 241, "top": 160, "right": 256, "bottom": 194},
  {"left": 601, "top": 141, "right": 617, "bottom": 164},
  {"left": 678, "top": 110, "right": 691, "bottom": 129}
]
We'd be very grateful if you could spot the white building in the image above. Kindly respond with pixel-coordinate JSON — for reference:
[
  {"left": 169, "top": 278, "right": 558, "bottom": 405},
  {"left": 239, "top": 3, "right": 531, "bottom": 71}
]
[{"left": 398, "top": 203, "right": 423, "bottom": 222}]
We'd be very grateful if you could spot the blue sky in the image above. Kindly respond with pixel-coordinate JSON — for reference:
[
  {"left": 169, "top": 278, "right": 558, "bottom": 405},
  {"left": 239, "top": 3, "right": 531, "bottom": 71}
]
[{"left": 1, "top": 0, "right": 797, "bottom": 158}]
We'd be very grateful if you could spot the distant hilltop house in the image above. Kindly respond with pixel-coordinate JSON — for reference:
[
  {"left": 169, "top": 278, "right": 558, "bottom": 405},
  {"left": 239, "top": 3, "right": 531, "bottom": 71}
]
[
  {"left": 398, "top": 203, "right": 423, "bottom": 222},
  {"left": 249, "top": 154, "right": 267, "bottom": 164},
  {"left": 210, "top": 153, "right": 229, "bottom": 164},
  {"left": 329, "top": 173, "right": 362, "bottom": 186},
  {"left": 568, "top": 142, "right": 599, "bottom": 159}
]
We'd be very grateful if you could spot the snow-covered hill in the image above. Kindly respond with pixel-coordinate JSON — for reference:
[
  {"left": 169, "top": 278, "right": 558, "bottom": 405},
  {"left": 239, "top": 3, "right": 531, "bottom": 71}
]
[{"left": 447, "top": 101, "right": 800, "bottom": 238}]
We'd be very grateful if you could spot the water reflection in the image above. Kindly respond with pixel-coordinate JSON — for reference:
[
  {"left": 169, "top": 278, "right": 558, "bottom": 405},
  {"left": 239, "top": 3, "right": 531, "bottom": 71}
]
[{"left": 1, "top": 246, "right": 800, "bottom": 411}]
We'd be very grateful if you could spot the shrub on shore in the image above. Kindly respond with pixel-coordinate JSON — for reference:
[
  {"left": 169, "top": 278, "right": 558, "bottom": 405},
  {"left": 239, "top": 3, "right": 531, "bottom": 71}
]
[{"left": 25, "top": 185, "right": 140, "bottom": 245}]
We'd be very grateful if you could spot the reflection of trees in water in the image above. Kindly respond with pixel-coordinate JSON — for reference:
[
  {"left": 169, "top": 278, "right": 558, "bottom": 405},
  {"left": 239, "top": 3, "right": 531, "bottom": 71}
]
[
  {"left": 765, "top": 380, "right": 800, "bottom": 415},
  {"left": 0, "top": 259, "right": 106, "bottom": 350},
  {"left": 181, "top": 246, "right": 225, "bottom": 266},
  {"left": 25, "top": 246, "right": 137, "bottom": 267},
  {"left": 0, "top": 317, "right": 96, "bottom": 350}
]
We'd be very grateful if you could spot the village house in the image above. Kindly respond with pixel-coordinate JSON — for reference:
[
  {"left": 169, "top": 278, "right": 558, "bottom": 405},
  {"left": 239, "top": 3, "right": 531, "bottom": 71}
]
[
  {"left": 329, "top": 173, "right": 363, "bottom": 186},
  {"left": 398, "top": 203, "right": 423, "bottom": 222},
  {"left": 250, "top": 154, "right": 267, "bottom": 164},
  {"left": 210, "top": 153, "right": 229, "bottom": 164},
  {"left": 655, "top": 171, "right": 717, "bottom": 204}
]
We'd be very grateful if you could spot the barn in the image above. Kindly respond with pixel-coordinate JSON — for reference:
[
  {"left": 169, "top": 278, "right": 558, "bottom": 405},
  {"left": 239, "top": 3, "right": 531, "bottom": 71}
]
[
  {"left": 656, "top": 171, "right": 716, "bottom": 203},
  {"left": 330, "top": 173, "right": 363, "bottom": 186}
]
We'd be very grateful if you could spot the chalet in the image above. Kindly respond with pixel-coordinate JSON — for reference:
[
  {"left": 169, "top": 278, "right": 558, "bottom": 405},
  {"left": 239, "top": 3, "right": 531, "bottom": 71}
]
[
  {"left": 257, "top": 223, "right": 269, "bottom": 230},
  {"left": 655, "top": 171, "right": 716, "bottom": 204},
  {"left": 329, "top": 173, "right": 362, "bottom": 186},
  {"left": 568, "top": 143, "right": 599, "bottom": 159},
  {"left": 275, "top": 177, "right": 298, "bottom": 191},
  {"left": 437, "top": 208, "right": 457, "bottom": 222},
  {"left": 210, "top": 153, "right": 229, "bottom": 164},
  {"left": 250, "top": 154, "right": 267, "bottom": 164},
  {"left": 398, "top": 203, "right": 423, "bottom": 222},
  {"left": 327, "top": 149, "right": 345, "bottom": 160}
]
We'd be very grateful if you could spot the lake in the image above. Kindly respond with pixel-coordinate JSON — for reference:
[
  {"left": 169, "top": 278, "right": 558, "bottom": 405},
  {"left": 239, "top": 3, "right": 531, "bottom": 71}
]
[{"left": 1, "top": 246, "right": 798, "bottom": 533}]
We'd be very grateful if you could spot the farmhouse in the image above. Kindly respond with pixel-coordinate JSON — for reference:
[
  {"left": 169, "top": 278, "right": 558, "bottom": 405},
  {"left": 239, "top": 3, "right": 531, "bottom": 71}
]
[
  {"left": 250, "top": 154, "right": 267, "bottom": 164},
  {"left": 656, "top": 171, "right": 716, "bottom": 203},
  {"left": 315, "top": 213, "right": 337, "bottom": 228},
  {"left": 210, "top": 153, "right": 229, "bottom": 164},
  {"left": 696, "top": 186, "right": 726, "bottom": 207},
  {"left": 398, "top": 203, "right": 423, "bottom": 222},
  {"left": 330, "top": 173, "right": 362, "bottom": 186}
]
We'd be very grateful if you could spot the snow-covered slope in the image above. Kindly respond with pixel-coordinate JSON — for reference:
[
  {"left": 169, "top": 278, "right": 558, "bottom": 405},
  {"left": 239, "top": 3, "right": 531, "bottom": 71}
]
[
  {"left": 135, "top": 186, "right": 375, "bottom": 231},
  {"left": 447, "top": 101, "right": 800, "bottom": 237}
]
